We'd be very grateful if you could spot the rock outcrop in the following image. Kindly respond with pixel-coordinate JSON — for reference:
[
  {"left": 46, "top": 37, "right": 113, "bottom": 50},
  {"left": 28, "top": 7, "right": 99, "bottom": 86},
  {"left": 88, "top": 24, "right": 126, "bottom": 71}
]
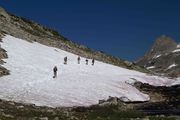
[
  {"left": 0, "top": 32, "right": 9, "bottom": 76},
  {"left": 134, "top": 82, "right": 180, "bottom": 115}
]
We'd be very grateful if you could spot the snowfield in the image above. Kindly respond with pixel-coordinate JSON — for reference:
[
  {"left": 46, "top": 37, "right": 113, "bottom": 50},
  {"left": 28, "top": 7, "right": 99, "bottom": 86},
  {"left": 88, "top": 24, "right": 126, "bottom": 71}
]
[
  {"left": 172, "top": 49, "right": 180, "bottom": 53},
  {"left": 0, "top": 35, "right": 178, "bottom": 107},
  {"left": 167, "top": 63, "right": 177, "bottom": 69},
  {"left": 146, "top": 66, "right": 156, "bottom": 69}
]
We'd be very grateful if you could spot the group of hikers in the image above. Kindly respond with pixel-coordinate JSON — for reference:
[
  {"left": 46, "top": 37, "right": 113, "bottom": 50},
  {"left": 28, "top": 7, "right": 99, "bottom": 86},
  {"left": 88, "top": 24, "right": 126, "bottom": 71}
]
[{"left": 53, "top": 56, "right": 95, "bottom": 78}]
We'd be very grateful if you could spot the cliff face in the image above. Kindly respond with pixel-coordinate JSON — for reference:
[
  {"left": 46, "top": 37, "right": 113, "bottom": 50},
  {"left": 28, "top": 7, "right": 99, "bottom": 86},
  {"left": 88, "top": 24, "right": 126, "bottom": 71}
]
[{"left": 136, "top": 35, "right": 180, "bottom": 77}]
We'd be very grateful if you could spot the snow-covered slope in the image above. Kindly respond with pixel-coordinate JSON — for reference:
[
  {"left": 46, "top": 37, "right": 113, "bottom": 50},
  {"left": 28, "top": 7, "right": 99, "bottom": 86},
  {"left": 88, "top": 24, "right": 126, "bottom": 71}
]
[{"left": 0, "top": 35, "right": 177, "bottom": 107}]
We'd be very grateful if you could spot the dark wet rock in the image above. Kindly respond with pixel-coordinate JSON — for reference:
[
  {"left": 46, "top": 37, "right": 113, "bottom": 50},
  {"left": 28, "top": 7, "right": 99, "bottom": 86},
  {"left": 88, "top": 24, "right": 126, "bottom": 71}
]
[
  {"left": 134, "top": 82, "right": 180, "bottom": 102},
  {"left": 133, "top": 82, "right": 180, "bottom": 115}
]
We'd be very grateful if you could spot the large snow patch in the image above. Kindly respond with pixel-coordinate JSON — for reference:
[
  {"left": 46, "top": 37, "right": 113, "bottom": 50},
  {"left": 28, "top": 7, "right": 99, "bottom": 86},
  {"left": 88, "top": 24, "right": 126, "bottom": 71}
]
[{"left": 0, "top": 35, "right": 176, "bottom": 107}]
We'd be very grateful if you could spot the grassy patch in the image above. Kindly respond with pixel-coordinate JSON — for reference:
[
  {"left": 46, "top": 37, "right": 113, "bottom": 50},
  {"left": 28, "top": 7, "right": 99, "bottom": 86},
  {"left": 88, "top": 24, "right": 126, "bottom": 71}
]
[
  {"left": 149, "top": 116, "right": 176, "bottom": 120},
  {"left": 87, "top": 105, "right": 145, "bottom": 120}
]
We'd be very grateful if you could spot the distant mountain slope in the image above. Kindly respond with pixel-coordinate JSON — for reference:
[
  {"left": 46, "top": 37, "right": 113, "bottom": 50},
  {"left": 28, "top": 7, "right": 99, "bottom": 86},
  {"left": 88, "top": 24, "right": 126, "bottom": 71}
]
[
  {"left": 136, "top": 35, "right": 180, "bottom": 77},
  {"left": 0, "top": 7, "right": 146, "bottom": 73}
]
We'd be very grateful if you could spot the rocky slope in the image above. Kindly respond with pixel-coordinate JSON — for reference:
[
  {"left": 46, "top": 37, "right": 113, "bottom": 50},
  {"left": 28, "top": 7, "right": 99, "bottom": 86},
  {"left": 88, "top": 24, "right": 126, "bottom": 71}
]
[
  {"left": 0, "top": 33, "right": 9, "bottom": 76},
  {"left": 136, "top": 35, "right": 180, "bottom": 77},
  {"left": 0, "top": 7, "right": 146, "bottom": 73}
]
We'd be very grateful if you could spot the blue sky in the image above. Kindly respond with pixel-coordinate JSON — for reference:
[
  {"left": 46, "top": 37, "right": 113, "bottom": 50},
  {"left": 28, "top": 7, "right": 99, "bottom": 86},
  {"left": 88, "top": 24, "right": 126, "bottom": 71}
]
[{"left": 1, "top": 0, "right": 180, "bottom": 61}]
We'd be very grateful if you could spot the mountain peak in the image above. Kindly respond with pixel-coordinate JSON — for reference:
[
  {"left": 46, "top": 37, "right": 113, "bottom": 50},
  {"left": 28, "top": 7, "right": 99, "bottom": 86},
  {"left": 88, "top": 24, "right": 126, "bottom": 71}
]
[
  {"left": 155, "top": 35, "right": 176, "bottom": 44},
  {"left": 136, "top": 35, "right": 180, "bottom": 78},
  {"left": 151, "top": 35, "right": 177, "bottom": 54}
]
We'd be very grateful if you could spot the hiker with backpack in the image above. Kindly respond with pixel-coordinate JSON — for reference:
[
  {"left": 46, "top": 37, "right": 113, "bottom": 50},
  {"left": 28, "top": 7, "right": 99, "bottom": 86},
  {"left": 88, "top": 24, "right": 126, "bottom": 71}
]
[
  {"left": 92, "top": 58, "right": 95, "bottom": 65},
  {"left": 77, "top": 56, "right": 81, "bottom": 64},
  {"left": 85, "top": 59, "right": 88, "bottom": 65},
  {"left": 53, "top": 66, "right": 58, "bottom": 78},
  {"left": 64, "top": 56, "right": 67, "bottom": 64}
]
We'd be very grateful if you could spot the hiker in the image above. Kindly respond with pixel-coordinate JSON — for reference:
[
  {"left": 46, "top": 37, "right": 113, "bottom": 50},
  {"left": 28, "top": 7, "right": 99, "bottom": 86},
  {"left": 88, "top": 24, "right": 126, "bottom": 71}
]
[
  {"left": 92, "top": 59, "right": 95, "bottom": 65},
  {"left": 64, "top": 56, "right": 67, "bottom": 64},
  {"left": 77, "top": 56, "right": 81, "bottom": 64},
  {"left": 53, "top": 66, "right": 58, "bottom": 78},
  {"left": 85, "top": 59, "right": 88, "bottom": 65}
]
